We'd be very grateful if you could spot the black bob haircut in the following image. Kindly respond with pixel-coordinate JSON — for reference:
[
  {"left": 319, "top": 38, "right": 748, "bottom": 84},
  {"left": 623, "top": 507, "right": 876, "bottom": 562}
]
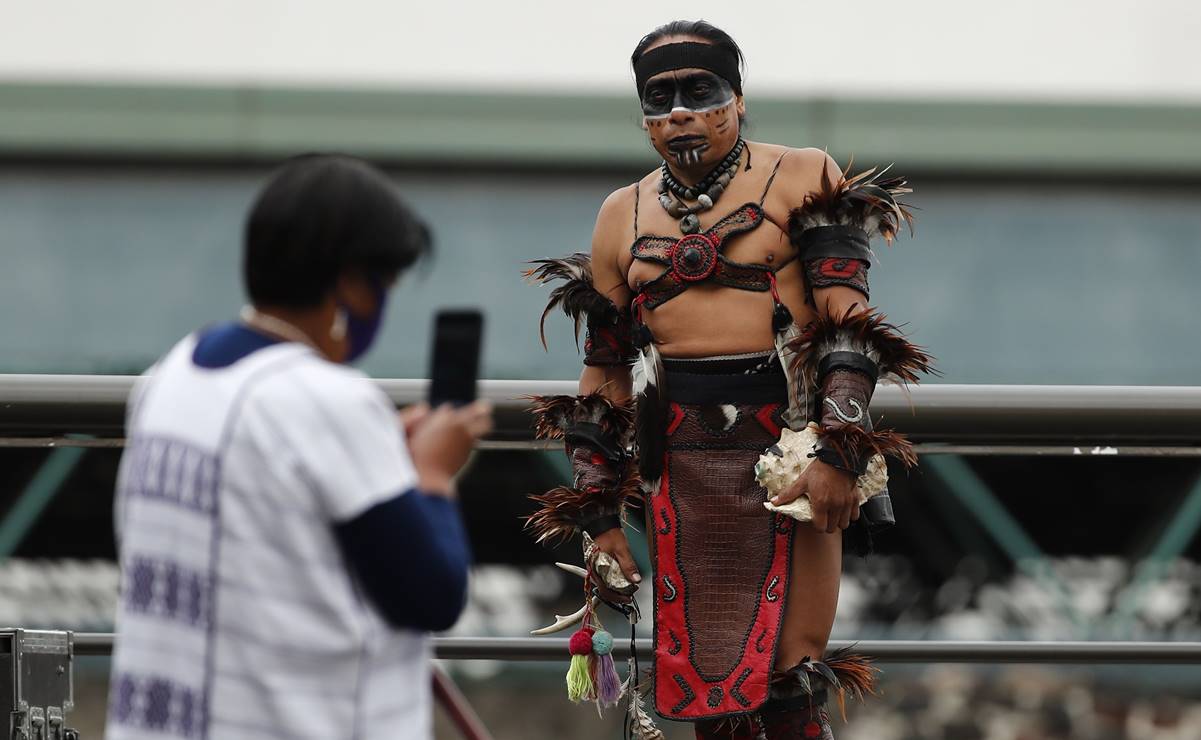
[
  {"left": 630, "top": 19, "right": 747, "bottom": 81},
  {"left": 243, "top": 154, "right": 431, "bottom": 308}
]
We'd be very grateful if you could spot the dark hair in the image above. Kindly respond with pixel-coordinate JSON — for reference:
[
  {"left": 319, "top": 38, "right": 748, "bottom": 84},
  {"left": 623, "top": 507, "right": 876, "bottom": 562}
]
[
  {"left": 243, "top": 154, "right": 431, "bottom": 308},
  {"left": 630, "top": 20, "right": 746, "bottom": 81}
]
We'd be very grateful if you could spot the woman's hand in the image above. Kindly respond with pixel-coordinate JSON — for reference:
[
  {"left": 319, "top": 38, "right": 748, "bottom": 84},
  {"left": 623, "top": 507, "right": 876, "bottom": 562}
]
[{"left": 407, "top": 401, "right": 493, "bottom": 497}]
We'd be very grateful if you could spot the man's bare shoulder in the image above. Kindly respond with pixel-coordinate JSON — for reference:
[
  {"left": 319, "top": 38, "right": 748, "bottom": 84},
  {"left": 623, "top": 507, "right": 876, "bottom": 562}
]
[
  {"left": 773, "top": 146, "right": 840, "bottom": 195},
  {"left": 592, "top": 181, "right": 647, "bottom": 262},
  {"left": 595, "top": 183, "right": 640, "bottom": 230}
]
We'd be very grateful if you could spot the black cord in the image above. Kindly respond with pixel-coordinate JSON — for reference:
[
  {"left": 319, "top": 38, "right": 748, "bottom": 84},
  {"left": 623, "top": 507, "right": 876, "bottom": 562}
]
[{"left": 625, "top": 611, "right": 639, "bottom": 740}]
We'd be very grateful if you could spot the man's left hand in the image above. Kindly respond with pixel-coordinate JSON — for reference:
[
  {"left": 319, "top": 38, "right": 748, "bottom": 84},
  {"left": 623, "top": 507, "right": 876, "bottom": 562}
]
[{"left": 770, "top": 459, "right": 860, "bottom": 533}]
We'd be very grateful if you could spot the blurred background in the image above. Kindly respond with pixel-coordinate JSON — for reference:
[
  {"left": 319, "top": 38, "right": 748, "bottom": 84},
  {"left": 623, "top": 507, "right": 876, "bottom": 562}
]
[{"left": 2, "top": 1, "right": 1201, "bottom": 738}]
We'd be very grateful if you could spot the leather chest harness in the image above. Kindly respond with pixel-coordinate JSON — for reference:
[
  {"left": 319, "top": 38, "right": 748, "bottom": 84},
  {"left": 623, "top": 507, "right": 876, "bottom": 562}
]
[
  {"left": 630, "top": 154, "right": 792, "bottom": 320},
  {"left": 631, "top": 202, "right": 795, "bottom": 310}
]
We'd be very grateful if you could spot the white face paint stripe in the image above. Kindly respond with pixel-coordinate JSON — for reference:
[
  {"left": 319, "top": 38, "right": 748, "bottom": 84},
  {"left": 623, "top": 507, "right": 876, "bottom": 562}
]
[{"left": 642, "top": 95, "right": 736, "bottom": 121}]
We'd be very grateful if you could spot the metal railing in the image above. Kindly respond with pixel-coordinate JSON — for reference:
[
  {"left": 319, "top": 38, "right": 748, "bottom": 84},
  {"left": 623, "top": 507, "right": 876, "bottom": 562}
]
[
  {"left": 6, "top": 375, "right": 1201, "bottom": 672},
  {"left": 2, "top": 375, "right": 1200, "bottom": 452},
  {"left": 67, "top": 633, "right": 1201, "bottom": 664}
]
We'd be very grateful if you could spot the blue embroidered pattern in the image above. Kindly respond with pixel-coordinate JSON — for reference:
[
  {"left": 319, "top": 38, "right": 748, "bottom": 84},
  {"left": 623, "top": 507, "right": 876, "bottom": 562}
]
[{"left": 112, "top": 434, "right": 220, "bottom": 738}]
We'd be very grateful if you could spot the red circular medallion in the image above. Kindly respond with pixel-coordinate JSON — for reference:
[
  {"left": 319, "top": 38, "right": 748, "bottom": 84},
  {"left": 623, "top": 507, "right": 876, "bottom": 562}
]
[{"left": 669, "top": 234, "right": 718, "bottom": 283}]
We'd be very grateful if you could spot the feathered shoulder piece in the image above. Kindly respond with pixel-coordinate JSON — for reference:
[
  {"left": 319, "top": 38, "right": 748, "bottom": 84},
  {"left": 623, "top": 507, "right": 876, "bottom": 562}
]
[
  {"left": 789, "top": 308, "right": 935, "bottom": 388},
  {"left": 788, "top": 160, "right": 914, "bottom": 246},
  {"left": 523, "top": 253, "right": 622, "bottom": 350}
]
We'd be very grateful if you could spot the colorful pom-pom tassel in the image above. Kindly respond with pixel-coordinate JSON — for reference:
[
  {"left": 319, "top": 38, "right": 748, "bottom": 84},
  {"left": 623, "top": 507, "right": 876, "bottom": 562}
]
[
  {"left": 566, "top": 628, "right": 595, "bottom": 702},
  {"left": 591, "top": 630, "right": 622, "bottom": 707}
]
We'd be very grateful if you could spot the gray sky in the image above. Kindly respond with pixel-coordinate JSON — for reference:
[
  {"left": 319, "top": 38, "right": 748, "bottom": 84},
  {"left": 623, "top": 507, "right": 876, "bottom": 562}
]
[{"left": 4, "top": 0, "right": 1201, "bottom": 101}]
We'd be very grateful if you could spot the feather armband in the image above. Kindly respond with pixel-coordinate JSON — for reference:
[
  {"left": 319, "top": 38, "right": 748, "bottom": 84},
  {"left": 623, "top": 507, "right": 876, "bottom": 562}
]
[
  {"left": 525, "top": 393, "right": 640, "bottom": 543},
  {"left": 524, "top": 253, "right": 636, "bottom": 367},
  {"left": 789, "top": 309, "right": 934, "bottom": 475},
  {"left": 788, "top": 161, "right": 914, "bottom": 301}
]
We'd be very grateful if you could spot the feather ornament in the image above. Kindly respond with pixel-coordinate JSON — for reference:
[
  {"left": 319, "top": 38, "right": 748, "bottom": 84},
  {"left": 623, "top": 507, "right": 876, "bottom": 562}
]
[
  {"left": 631, "top": 340, "right": 667, "bottom": 482},
  {"left": 624, "top": 678, "right": 665, "bottom": 740},
  {"left": 773, "top": 648, "right": 879, "bottom": 722},
  {"left": 788, "top": 159, "right": 914, "bottom": 245},
  {"left": 789, "top": 307, "right": 936, "bottom": 391},
  {"left": 524, "top": 475, "right": 642, "bottom": 546},
  {"left": 773, "top": 318, "right": 809, "bottom": 431},
  {"left": 817, "top": 424, "right": 918, "bottom": 470},
  {"left": 523, "top": 253, "right": 621, "bottom": 350},
  {"left": 527, "top": 392, "right": 635, "bottom": 445}
]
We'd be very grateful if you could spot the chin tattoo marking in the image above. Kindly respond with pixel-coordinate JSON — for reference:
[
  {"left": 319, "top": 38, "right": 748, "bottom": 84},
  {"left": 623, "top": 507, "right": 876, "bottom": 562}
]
[{"left": 670, "top": 143, "right": 710, "bottom": 167}]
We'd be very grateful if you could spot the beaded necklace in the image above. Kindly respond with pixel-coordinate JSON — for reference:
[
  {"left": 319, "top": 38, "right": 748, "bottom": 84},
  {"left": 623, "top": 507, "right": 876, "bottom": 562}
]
[{"left": 656, "top": 138, "right": 745, "bottom": 234}]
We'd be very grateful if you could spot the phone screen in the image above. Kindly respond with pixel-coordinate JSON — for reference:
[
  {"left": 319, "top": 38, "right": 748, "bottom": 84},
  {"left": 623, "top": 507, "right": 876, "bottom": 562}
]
[{"left": 427, "top": 310, "right": 483, "bottom": 407}]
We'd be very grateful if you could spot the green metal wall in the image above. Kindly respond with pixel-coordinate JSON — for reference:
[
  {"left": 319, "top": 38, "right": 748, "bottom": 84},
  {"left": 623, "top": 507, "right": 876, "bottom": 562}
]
[
  {"left": 3, "top": 83, "right": 1201, "bottom": 176},
  {"left": 2, "top": 165, "right": 1199, "bottom": 384}
]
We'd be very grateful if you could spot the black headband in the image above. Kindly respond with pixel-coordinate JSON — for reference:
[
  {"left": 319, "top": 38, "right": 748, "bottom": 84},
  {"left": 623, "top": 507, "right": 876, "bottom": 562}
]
[{"left": 633, "top": 42, "right": 742, "bottom": 96}]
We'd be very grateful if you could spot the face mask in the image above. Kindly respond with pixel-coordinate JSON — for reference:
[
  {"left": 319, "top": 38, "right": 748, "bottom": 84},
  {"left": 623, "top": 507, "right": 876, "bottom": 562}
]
[
  {"left": 641, "top": 71, "right": 737, "bottom": 119},
  {"left": 340, "top": 279, "right": 387, "bottom": 364}
]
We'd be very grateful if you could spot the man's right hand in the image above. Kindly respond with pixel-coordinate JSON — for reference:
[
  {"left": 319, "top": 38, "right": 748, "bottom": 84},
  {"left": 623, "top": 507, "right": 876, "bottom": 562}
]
[
  {"left": 408, "top": 401, "right": 493, "bottom": 497},
  {"left": 591, "top": 527, "right": 642, "bottom": 604}
]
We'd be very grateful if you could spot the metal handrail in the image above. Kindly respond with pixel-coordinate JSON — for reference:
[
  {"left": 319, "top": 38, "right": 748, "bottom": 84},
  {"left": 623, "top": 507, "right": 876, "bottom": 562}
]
[
  {"left": 69, "top": 634, "right": 1201, "bottom": 664},
  {"left": 2, "top": 375, "right": 1200, "bottom": 445}
]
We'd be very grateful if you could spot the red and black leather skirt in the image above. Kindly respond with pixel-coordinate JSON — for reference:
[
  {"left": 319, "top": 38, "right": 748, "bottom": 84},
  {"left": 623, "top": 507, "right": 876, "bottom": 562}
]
[{"left": 647, "top": 353, "right": 796, "bottom": 721}]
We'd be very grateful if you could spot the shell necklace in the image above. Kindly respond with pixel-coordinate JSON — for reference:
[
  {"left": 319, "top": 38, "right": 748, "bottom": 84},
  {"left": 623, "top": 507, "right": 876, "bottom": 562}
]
[{"left": 657, "top": 138, "right": 745, "bottom": 234}]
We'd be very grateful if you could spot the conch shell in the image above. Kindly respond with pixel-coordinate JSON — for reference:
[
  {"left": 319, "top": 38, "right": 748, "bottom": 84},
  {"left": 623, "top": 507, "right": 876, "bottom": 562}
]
[
  {"left": 756, "top": 423, "right": 888, "bottom": 521},
  {"left": 583, "top": 532, "right": 637, "bottom": 596}
]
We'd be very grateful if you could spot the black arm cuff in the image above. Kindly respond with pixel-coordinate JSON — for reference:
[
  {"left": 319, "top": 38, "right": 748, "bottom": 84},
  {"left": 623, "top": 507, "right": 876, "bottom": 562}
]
[
  {"left": 817, "top": 351, "right": 880, "bottom": 386},
  {"left": 581, "top": 514, "right": 624, "bottom": 538},
  {"left": 564, "top": 421, "right": 627, "bottom": 465},
  {"left": 793, "top": 225, "right": 873, "bottom": 263}
]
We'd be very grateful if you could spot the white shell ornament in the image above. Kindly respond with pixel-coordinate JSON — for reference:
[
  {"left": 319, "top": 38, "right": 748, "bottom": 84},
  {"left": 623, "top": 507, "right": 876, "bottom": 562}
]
[
  {"left": 583, "top": 533, "right": 637, "bottom": 595},
  {"left": 756, "top": 423, "right": 889, "bottom": 521}
]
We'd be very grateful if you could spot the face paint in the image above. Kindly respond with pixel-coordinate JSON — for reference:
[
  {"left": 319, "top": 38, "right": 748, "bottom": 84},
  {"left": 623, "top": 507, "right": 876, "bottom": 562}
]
[
  {"left": 641, "top": 71, "right": 739, "bottom": 167},
  {"left": 666, "top": 136, "right": 710, "bottom": 167},
  {"left": 641, "top": 71, "right": 737, "bottom": 120}
]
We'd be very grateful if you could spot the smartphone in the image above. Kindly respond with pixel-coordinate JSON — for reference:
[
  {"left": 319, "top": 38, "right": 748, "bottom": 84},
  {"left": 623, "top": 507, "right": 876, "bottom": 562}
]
[{"left": 427, "top": 310, "right": 483, "bottom": 407}]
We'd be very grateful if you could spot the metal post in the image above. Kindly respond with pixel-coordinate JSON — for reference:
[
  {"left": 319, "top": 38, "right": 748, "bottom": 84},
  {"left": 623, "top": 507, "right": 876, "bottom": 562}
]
[
  {"left": 923, "top": 455, "right": 1084, "bottom": 629},
  {"left": 1111, "top": 471, "right": 1201, "bottom": 632}
]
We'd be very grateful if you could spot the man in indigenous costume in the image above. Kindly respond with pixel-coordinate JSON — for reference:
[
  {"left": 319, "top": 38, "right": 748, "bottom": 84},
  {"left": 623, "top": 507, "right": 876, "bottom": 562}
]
[{"left": 524, "top": 20, "right": 933, "bottom": 739}]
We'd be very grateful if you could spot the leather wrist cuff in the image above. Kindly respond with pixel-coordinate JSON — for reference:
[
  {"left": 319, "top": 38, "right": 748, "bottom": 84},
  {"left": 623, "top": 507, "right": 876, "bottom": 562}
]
[
  {"left": 817, "top": 367, "right": 874, "bottom": 429},
  {"left": 581, "top": 514, "right": 623, "bottom": 539},
  {"left": 814, "top": 445, "right": 868, "bottom": 476}
]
